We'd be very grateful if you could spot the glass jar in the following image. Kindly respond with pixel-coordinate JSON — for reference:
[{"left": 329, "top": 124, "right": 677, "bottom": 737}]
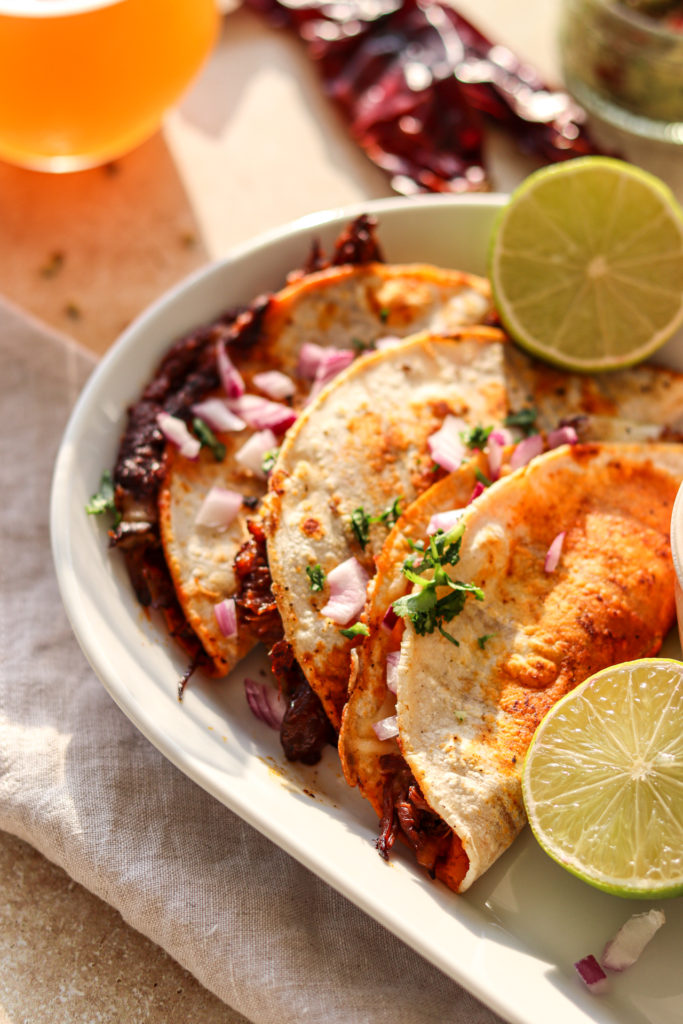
[{"left": 559, "top": 0, "right": 683, "bottom": 144}]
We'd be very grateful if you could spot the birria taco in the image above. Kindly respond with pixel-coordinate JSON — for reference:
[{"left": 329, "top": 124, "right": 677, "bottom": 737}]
[{"left": 340, "top": 443, "right": 683, "bottom": 891}]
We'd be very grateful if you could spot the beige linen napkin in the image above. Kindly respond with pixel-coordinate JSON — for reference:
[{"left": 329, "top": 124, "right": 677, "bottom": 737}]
[{"left": 0, "top": 298, "right": 506, "bottom": 1024}]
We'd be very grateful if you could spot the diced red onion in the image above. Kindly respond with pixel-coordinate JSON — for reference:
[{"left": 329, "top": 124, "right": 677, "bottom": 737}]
[
  {"left": 190, "top": 398, "right": 246, "bottom": 433},
  {"left": 216, "top": 342, "right": 245, "bottom": 398},
  {"left": 306, "top": 347, "right": 356, "bottom": 403},
  {"left": 381, "top": 604, "right": 399, "bottom": 633},
  {"left": 157, "top": 412, "right": 201, "bottom": 460},
  {"left": 426, "top": 508, "right": 465, "bottom": 536},
  {"left": 509, "top": 433, "right": 544, "bottom": 470},
  {"left": 374, "top": 335, "right": 402, "bottom": 350},
  {"left": 228, "top": 394, "right": 297, "bottom": 434},
  {"left": 297, "top": 341, "right": 354, "bottom": 382},
  {"left": 214, "top": 597, "right": 238, "bottom": 638},
  {"left": 547, "top": 425, "right": 579, "bottom": 449},
  {"left": 316, "top": 347, "right": 355, "bottom": 379},
  {"left": 385, "top": 651, "right": 400, "bottom": 694},
  {"left": 544, "top": 531, "right": 566, "bottom": 573},
  {"left": 297, "top": 341, "right": 326, "bottom": 379},
  {"left": 489, "top": 427, "right": 515, "bottom": 446},
  {"left": 195, "top": 486, "right": 243, "bottom": 529},
  {"left": 373, "top": 714, "right": 399, "bottom": 741},
  {"left": 244, "top": 676, "right": 286, "bottom": 730},
  {"left": 252, "top": 369, "right": 296, "bottom": 400},
  {"left": 235, "top": 428, "right": 277, "bottom": 478},
  {"left": 487, "top": 428, "right": 514, "bottom": 481},
  {"left": 601, "top": 910, "right": 666, "bottom": 972},
  {"left": 428, "top": 415, "right": 466, "bottom": 472},
  {"left": 469, "top": 481, "right": 486, "bottom": 504},
  {"left": 574, "top": 954, "right": 608, "bottom": 994},
  {"left": 487, "top": 435, "right": 505, "bottom": 480},
  {"left": 320, "top": 556, "right": 370, "bottom": 625}
]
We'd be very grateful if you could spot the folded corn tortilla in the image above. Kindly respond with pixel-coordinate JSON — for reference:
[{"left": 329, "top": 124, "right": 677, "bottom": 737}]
[
  {"left": 159, "top": 263, "right": 494, "bottom": 675},
  {"left": 364, "top": 443, "right": 683, "bottom": 891}
]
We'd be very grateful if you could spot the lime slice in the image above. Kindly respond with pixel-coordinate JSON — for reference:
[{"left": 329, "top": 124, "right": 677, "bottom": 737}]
[
  {"left": 522, "top": 658, "right": 683, "bottom": 898},
  {"left": 489, "top": 157, "right": 683, "bottom": 372}
]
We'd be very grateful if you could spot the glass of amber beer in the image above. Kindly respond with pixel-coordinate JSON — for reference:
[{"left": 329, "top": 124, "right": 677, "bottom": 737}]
[{"left": 0, "top": 0, "right": 218, "bottom": 171}]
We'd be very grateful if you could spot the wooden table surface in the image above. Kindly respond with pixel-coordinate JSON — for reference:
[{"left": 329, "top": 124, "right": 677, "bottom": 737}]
[{"left": 1, "top": 2, "right": 681, "bottom": 1022}]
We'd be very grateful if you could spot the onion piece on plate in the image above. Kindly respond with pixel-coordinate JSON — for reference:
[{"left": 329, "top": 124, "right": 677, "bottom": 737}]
[
  {"left": 601, "top": 910, "right": 666, "bottom": 972},
  {"left": 574, "top": 954, "right": 608, "bottom": 994},
  {"left": 244, "top": 677, "right": 286, "bottom": 730}
]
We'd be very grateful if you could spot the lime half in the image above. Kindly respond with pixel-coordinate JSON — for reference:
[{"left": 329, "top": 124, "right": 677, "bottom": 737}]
[
  {"left": 522, "top": 658, "right": 683, "bottom": 898},
  {"left": 489, "top": 157, "right": 683, "bottom": 372}
]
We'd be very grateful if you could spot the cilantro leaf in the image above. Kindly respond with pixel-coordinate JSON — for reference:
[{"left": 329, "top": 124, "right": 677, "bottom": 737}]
[
  {"left": 351, "top": 498, "right": 403, "bottom": 549},
  {"left": 478, "top": 633, "right": 496, "bottom": 649},
  {"left": 350, "top": 507, "right": 371, "bottom": 549},
  {"left": 460, "top": 424, "right": 493, "bottom": 450},
  {"left": 339, "top": 622, "right": 370, "bottom": 639},
  {"left": 306, "top": 563, "right": 325, "bottom": 592},
  {"left": 192, "top": 417, "right": 226, "bottom": 462},
  {"left": 504, "top": 406, "right": 538, "bottom": 437},
  {"left": 85, "top": 470, "right": 120, "bottom": 525},
  {"left": 376, "top": 496, "right": 402, "bottom": 529},
  {"left": 261, "top": 447, "right": 280, "bottom": 476}
]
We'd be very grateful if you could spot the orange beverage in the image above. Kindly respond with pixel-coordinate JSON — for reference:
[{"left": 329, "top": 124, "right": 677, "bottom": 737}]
[{"left": 0, "top": 0, "right": 218, "bottom": 171}]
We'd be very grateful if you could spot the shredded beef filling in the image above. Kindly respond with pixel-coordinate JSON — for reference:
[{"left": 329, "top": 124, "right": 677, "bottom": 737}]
[
  {"left": 377, "top": 753, "right": 452, "bottom": 876},
  {"left": 233, "top": 519, "right": 284, "bottom": 647},
  {"left": 270, "top": 640, "right": 336, "bottom": 764}
]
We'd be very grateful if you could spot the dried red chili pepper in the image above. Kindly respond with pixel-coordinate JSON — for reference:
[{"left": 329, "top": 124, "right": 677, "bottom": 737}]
[{"left": 245, "top": 0, "right": 605, "bottom": 193}]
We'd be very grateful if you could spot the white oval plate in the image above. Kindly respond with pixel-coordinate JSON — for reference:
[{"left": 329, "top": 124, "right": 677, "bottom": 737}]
[{"left": 51, "top": 194, "right": 683, "bottom": 1024}]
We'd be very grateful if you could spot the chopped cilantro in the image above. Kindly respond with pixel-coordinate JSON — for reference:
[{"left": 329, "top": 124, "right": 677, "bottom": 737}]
[
  {"left": 376, "top": 497, "right": 402, "bottom": 529},
  {"left": 352, "top": 336, "right": 375, "bottom": 353},
  {"left": 350, "top": 507, "right": 371, "bottom": 549},
  {"left": 392, "top": 521, "right": 484, "bottom": 641},
  {"left": 339, "top": 622, "right": 370, "bottom": 639},
  {"left": 192, "top": 417, "right": 226, "bottom": 462},
  {"left": 379, "top": 307, "right": 390, "bottom": 323},
  {"left": 477, "top": 633, "right": 495, "bottom": 650},
  {"left": 504, "top": 406, "right": 538, "bottom": 436},
  {"left": 474, "top": 467, "right": 492, "bottom": 487},
  {"left": 85, "top": 470, "right": 120, "bottom": 525},
  {"left": 350, "top": 499, "right": 403, "bottom": 548},
  {"left": 460, "top": 424, "right": 493, "bottom": 450},
  {"left": 261, "top": 447, "right": 280, "bottom": 476},
  {"left": 306, "top": 563, "right": 325, "bottom": 592}
]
